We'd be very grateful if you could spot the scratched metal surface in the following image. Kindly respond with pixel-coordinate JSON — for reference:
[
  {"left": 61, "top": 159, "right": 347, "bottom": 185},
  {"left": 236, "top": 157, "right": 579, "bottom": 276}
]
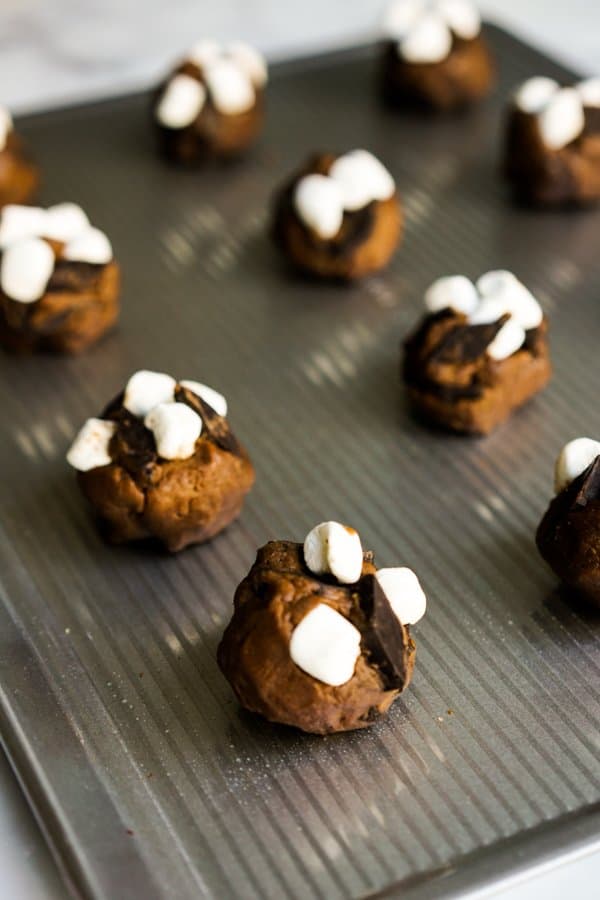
[{"left": 1, "top": 26, "right": 600, "bottom": 900}]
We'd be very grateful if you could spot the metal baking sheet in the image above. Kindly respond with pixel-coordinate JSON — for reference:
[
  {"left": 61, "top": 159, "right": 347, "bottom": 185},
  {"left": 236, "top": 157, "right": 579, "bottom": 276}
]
[{"left": 1, "top": 25, "right": 600, "bottom": 900}]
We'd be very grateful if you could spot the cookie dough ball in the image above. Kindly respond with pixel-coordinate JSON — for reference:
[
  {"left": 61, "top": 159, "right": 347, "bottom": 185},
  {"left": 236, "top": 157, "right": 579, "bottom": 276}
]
[
  {"left": 67, "top": 372, "right": 255, "bottom": 552},
  {"left": 537, "top": 438, "right": 600, "bottom": 606},
  {"left": 0, "top": 107, "right": 39, "bottom": 208},
  {"left": 218, "top": 521, "right": 426, "bottom": 734},
  {"left": 0, "top": 203, "right": 119, "bottom": 354},
  {"left": 403, "top": 271, "right": 551, "bottom": 434},
  {"left": 504, "top": 77, "right": 600, "bottom": 206},
  {"left": 380, "top": 0, "right": 494, "bottom": 112},
  {"left": 154, "top": 40, "right": 267, "bottom": 163},
  {"left": 272, "top": 150, "right": 403, "bottom": 281}
]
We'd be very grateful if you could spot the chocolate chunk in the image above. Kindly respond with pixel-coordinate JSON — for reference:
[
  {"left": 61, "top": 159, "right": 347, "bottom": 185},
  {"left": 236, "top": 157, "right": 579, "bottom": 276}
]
[
  {"left": 536, "top": 456, "right": 600, "bottom": 607},
  {"left": 583, "top": 107, "right": 600, "bottom": 137},
  {"left": 176, "top": 386, "right": 242, "bottom": 456},
  {"left": 573, "top": 457, "right": 600, "bottom": 507},
  {"left": 46, "top": 260, "right": 103, "bottom": 294},
  {"left": 358, "top": 574, "right": 409, "bottom": 691},
  {"left": 431, "top": 317, "right": 507, "bottom": 366}
]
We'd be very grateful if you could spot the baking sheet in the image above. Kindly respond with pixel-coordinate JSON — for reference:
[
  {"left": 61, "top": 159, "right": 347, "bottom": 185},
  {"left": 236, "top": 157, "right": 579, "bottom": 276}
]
[{"left": 1, "top": 25, "right": 600, "bottom": 900}]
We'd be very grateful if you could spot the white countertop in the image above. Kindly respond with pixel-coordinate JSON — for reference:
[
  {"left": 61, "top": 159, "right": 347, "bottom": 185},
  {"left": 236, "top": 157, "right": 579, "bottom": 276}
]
[{"left": 1, "top": 2, "right": 598, "bottom": 898}]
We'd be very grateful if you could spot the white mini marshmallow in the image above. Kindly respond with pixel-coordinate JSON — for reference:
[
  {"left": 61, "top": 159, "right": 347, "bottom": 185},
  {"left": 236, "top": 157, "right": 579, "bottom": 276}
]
[
  {"left": 329, "top": 150, "right": 395, "bottom": 211},
  {"left": 294, "top": 174, "right": 344, "bottom": 240},
  {"left": 424, "top": 275, "right": 479, "bottom": 316},
  {"left": 0, "top": 106, "right": 13, "bottom": 152},
  {"left": 144, "top": 402, "right": 202, "bottom": 460},
  {"left": 382, "top": 0, "right": 426, "bottom": 38},
  {"left": 188, "top": 39, "right": 222, "bottom": 70},
  {"left": 304, "top": 521, "right": 363, "bottom": 584},
  {"left": 554, "top": 438, "right": 600, "bottom": 494},
  {"left": 1, "top": 237, "right": 54, "bottom": 303},
  {"left": 43, "top": 203, "right": 90, "bottom": 243},
  {"left": 486, "top": 318, "right": 526, "bottom": 361},
  {"left": 437, "top": 0, "right": 481, "bottom": 40},
  {"left": 66, "top": 418, "right": 116, "bottom": 472},
  {"left": 289, "top": 603, "right": 361, "bottom": 687},
  {"left": 179, "top": 380, "right": 228, "bottom": 417},
  {"left": 63, "top": 227, "right": 113, "bottom": 265},
  {"left": 476, "top": 270, "right": 543, "bottom": 330},
  {"left": 468, "top": 296, "right": 509, "bottom": 325},
  {"left": 376, "top": 567, "right": 427, "bottom": 625},
  {"left": 399, "top": 12, "right": 452, "bottom": 64},
  {"left": 514, "top": 76, "right": 559, "bottom": 114},
  {"left": 204, "top": 59, "right": 255, "bottom": 115},
  {"left": 577, "top": 77, "right": 600, "bottom": 108},
  {"left": 0, "top": 205, "right": 48, "bottom": 249},
  {"left": 538, "top": 87, "right": 585, "bottom": 150},
  {"left": 156, "top": 74, "right": 206, "bottom": 129},
  {"left": 227, "top": 42, "right": 268, "bottom": 87},
  {"left": 123, "top": 370, "right": 176, "bottom": 418}
]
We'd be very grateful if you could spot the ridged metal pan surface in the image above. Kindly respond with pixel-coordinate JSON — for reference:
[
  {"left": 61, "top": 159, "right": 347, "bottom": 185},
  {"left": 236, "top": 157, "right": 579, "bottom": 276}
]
[{"left": 1, "top": 25, "right": 600, "bottom": 900}]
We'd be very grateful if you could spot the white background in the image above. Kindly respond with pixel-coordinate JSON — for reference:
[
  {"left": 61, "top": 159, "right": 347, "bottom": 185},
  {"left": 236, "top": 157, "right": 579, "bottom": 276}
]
[{"left": 1, "top": 1, "right": 599, "bottom": 898}]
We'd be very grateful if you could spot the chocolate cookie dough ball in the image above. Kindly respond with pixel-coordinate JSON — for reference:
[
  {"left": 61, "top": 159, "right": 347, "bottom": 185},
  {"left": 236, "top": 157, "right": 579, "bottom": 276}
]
[
  {"left": 272, "top": 150, "right": 402, "bottom": 281},
  {"left": 380, "top": 0, "right": 494, "bottom": 112},
  {"left": 0, "top": 203, "right": 119, "bottom": 354},
  {"left": 0, "top": 106, "right": 39, "bottom": 208},
  {"left": 537, "top": 439, "right": 600, "bottom": 607},
  {"left": 218, "top": 521, "right": 426, "bottom": 734},
  {"left": 154, "top": 40, "right": 267, "bottom": 162},
  {"left": 403, "top": 270, "right": 551, "bottom": 434},
  {"left": 67, "top": 371, "right": 255, "bottom": 552},
  {"left": 504, "top": 77, "right": 600, "bottom": 206}
]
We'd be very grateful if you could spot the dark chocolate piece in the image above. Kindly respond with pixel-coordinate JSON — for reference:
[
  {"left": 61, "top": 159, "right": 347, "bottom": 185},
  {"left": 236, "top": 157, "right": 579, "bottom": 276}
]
[
  {"left": 536, "top": 458, "right": 600, "bottom": 607},
  {"left": 358, "top": 574, "right": 409, "bottom": 690}
]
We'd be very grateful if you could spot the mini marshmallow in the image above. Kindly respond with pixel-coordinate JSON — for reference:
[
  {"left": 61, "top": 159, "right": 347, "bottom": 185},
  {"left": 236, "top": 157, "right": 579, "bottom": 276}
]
[
  {"left": 63, "top": 227, "right": 113, "bottom": 265},
  {"left": 1, "top": 237, "right": 54, "bottom": 303},
  {"left": 375, "top": 567, "right": 427, "bottom": 625},
  {"left": 399, "top": 12, "right": 452, "bottom": 64},
  {"left": 437, "top": 0, "right": 481, "bottom": 40},
  {"left": 554, "top": 438, "right": 600, "bottom": 494},
  {"left": 382, "top": 0, "right": 426, "bottom": 39},
  {"left": 156, "top": 74, "right": 206, "bottom": 129},
  {"left": 204, "top": 59, "right": 255, "bottom": 115},
  {"left": 188, "top": 39, "right": 222, "bottom": 70},
  {"left": 123, "top": 370, "right": 176, "bottom": 418},
  {"left": 227, "top": 42, "right": 268, "bottom": 87},
  {"left": 0, "top": 106, "right": 13, "bottom": 153},
  {"left": 514, "top": 77, "right": 559, "bottom": 114},
  {"left": 476, "top": 270, "right": 543, "bottom": 330},
  {"left": 424, "top": 275, "right": 479, "bottom": 316},
  {"left": 329, "top": 150, "right": 395, "bottom": 211},
  {"left": 179, "top": 380, "right": 228, "bottom": 417},
  {"left": 577, "top": 77, "right": 600, "bottom": 108},
  {"left": 486, "top": 318, "right": 526, "bottom": 361},
  {"left": 0, "top": 205, "right": 48, "bottom": 249},
  {"left": 294, "top": 174, "right": 344, "bottom": 240},
  {"left": 144, "top": 402, "right": 202, "bottom": 460},
  {"left": 289, "top": 603, "right": 361, "bottom": 686},
  {"left": 43, "top": 203, "right": 90, "bottom": 243},
  {"left": 304, "top": 521, "right": 364, "bottom": 584},
  {"left": 67, "top": 418, "right": 116, "bottom": 471},
  {"left": 468, "top": 295, "right": 509, "bottom": 325},
  {"left": 538, "top": 87, "right": 585, "bottom": 151}
]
